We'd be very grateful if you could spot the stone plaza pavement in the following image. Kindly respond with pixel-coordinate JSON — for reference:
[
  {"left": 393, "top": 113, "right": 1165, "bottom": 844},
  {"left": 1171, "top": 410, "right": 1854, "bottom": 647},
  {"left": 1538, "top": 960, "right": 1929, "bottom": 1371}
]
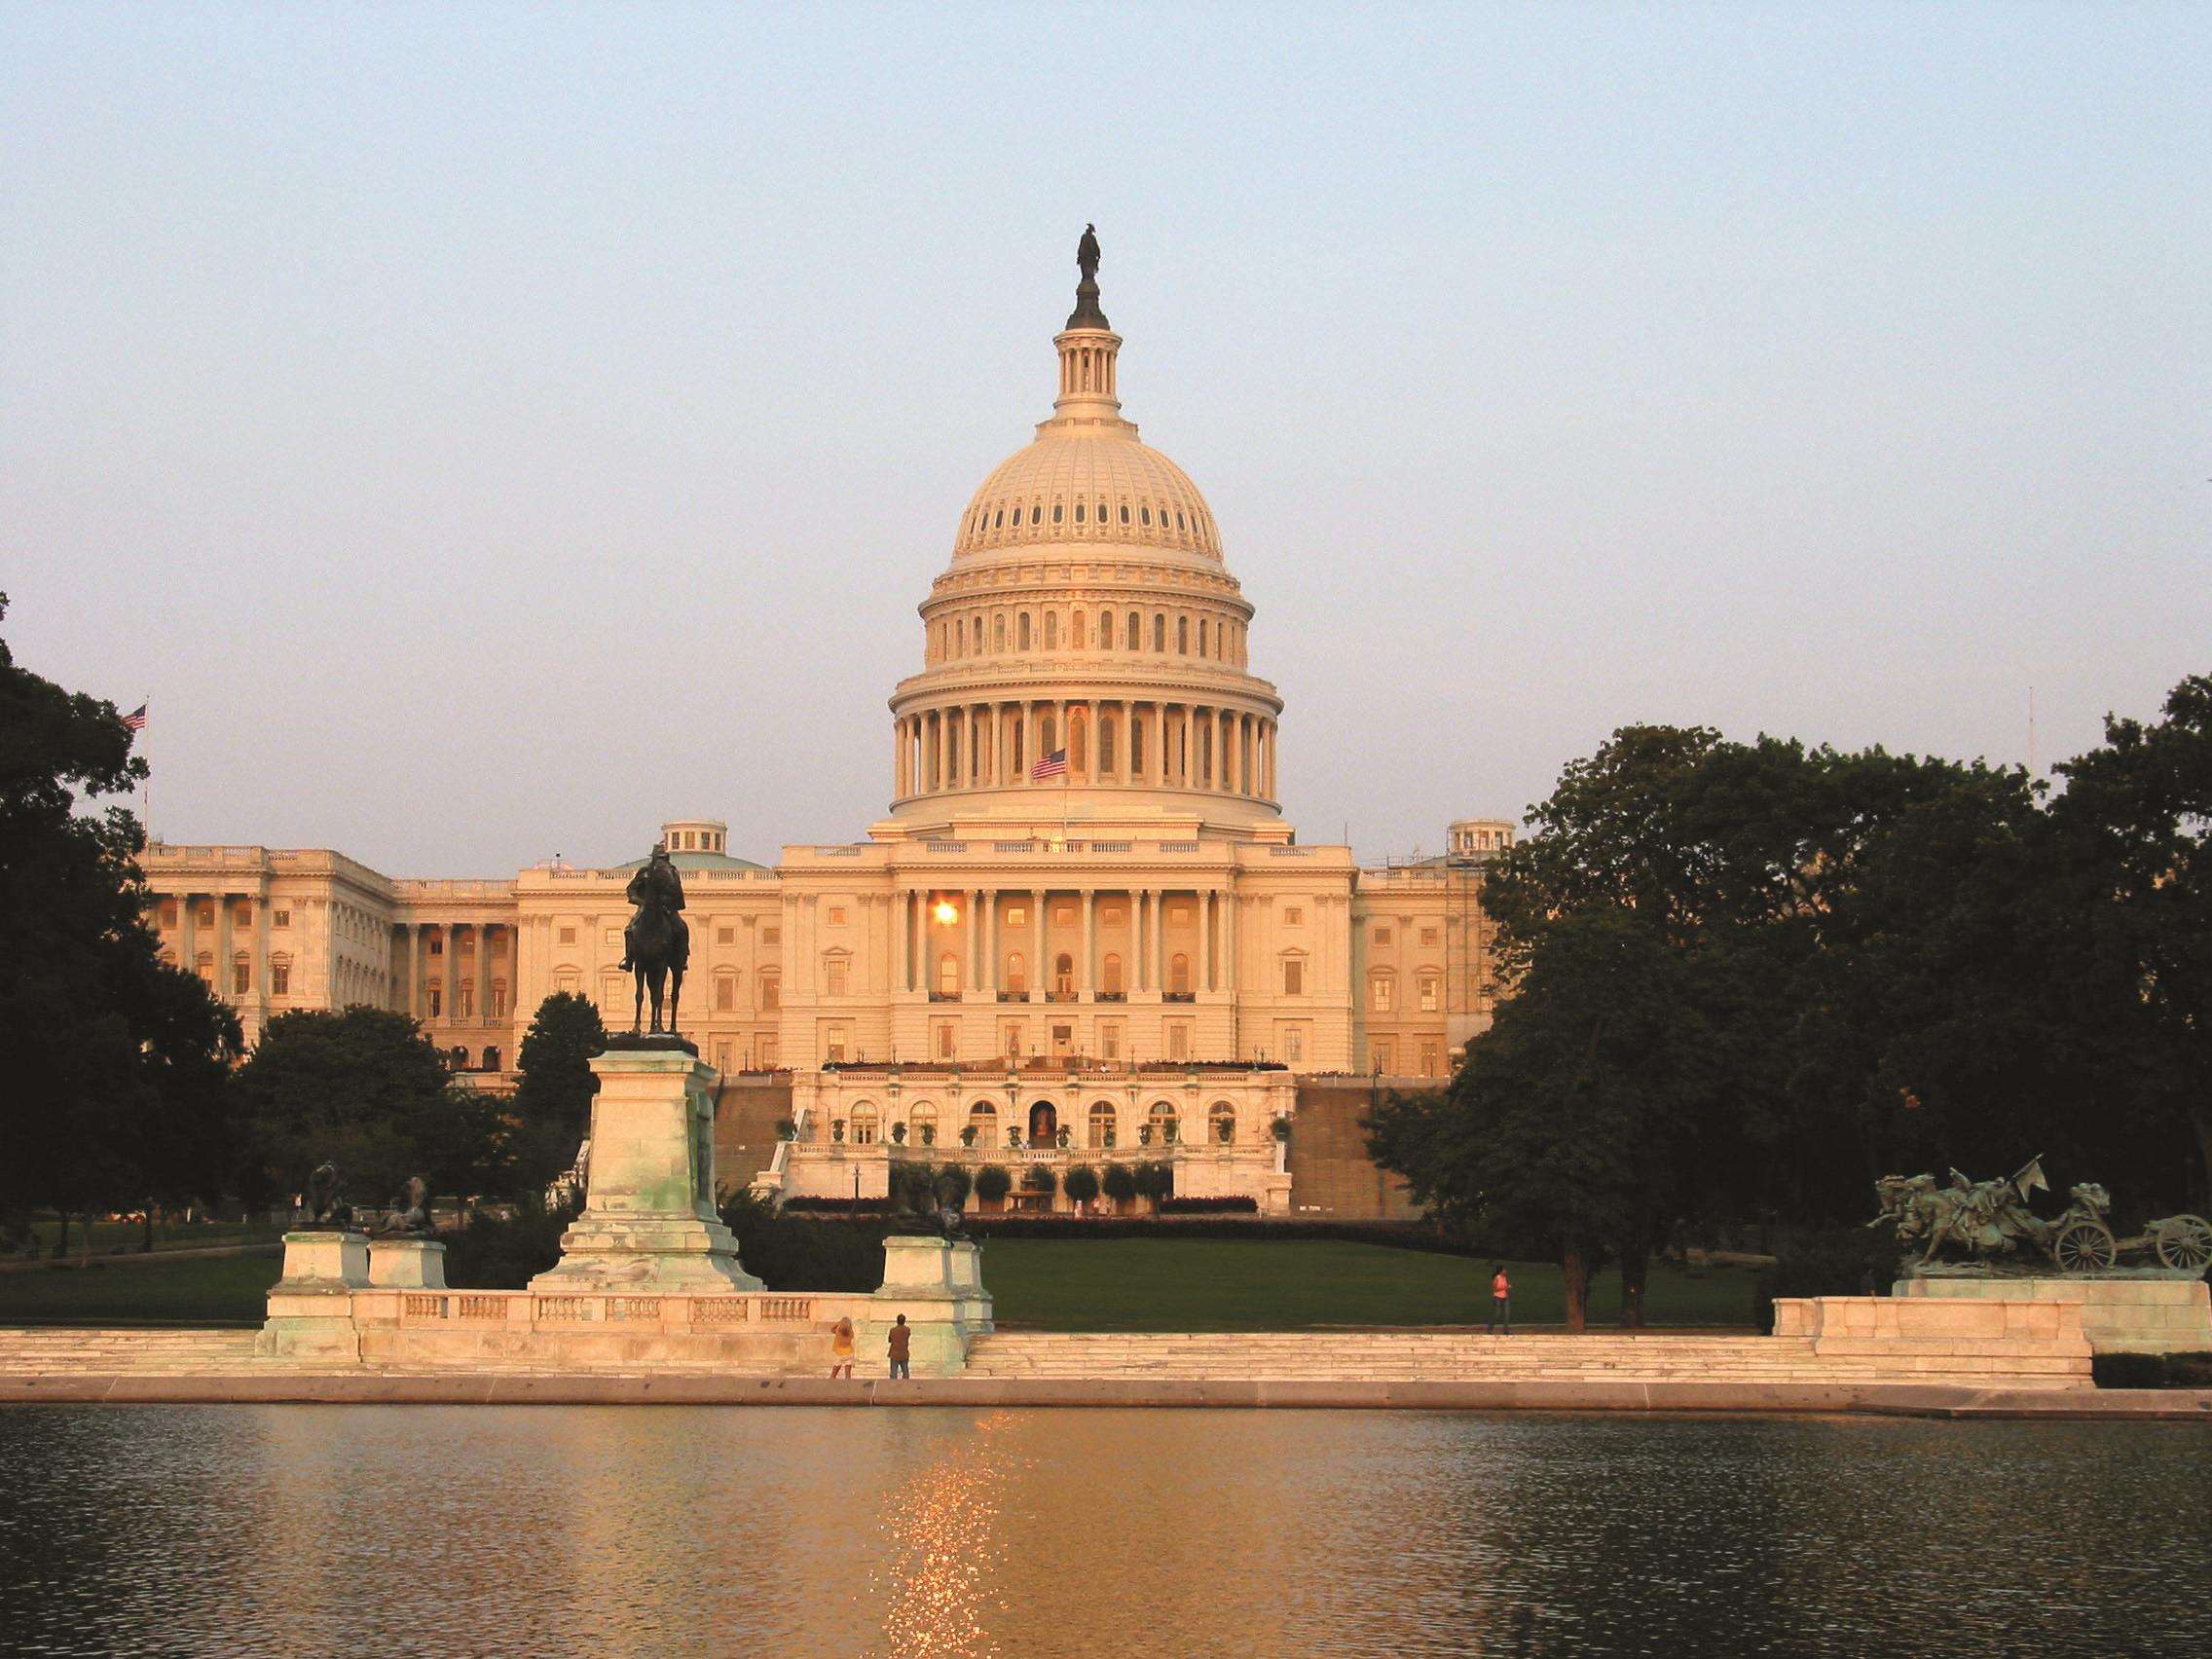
[{"left": 4, "top": 1325, "right": 2207, "bottom": 1419}]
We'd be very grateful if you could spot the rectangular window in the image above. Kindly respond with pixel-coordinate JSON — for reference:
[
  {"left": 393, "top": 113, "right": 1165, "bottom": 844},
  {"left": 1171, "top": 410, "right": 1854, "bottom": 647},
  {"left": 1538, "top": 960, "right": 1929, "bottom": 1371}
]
[
  {"left": 828, "top": 1037, "right": 848, "bottom": 1064},
  {"left": 428, "top": 938, "right": 443, "bottom": 956},
  {"left": 825, "top": 960, "right": 848, "bottom": 996},
  {"left": 272, "top": 909, "right": 290, "bottom": 929},
  {"left": 1371, "top": 976, "right": 1393, "bottom": 1013},
  {"left": 757, "top": 1036, "right": 778, "bottom": 1068},
  {"left": 1007, "top": 905, "right": 1027, "bottom": 927},
  {"left": 492, "top": 984, "right": 508, "bottom": 1019},
  {"left": 937, "top": 1022, "right": 955, "bottom": 1059},
  {"left": 1167, "top": 1023, "right": 1190, "bottom": 1061},
  {"left": 427, "top": 987, "right": 443, "bottom": 1018},
  {"left": 1285, "top": 1026, "right": 1305, "bottom": 1063},
  {"left": 1283, "top": 906, "right": 1303, "bottom": 927},
  {"left": 1054, "top": 904, "right": 1075, "bottom": 925},
  {"left": 760, "top": 977, "right": 780, "bottom": 1011},
  {"left": 1282, "top": 958, "right": 1305, "bottom": 995},
  {"left": 1419, "top": 978, "right": 1439, "bottom": 1013},
  {"left": 761, "top": 926, "right": 781, "bottom": 945},
  {"left": 717, "top": 926, "right": 736, "bottom": 945},
  {"left": 232, "top": 961, "right": 250, "bottom": 994},
  {"left": 1100, "top": 1022, "right": 1122, "bottom": 1060},
  {"left": 1372, "top": 1041, "right": 1395, "bottom": 1072},
  {"left": 716, "top": 1042, "right": 732, "bottom": 1073},
  {"left": 197, "top": 904, "right": 214, "bottom": 927},
  {"left": 1170, "top": 906, "right": 1190, "bottom": 923},
  {"left": 559, "top": 927, "right": 576, "bottom": 945},
  {"left": 1420, "top": 927, "right": 1439, "bottom": 947},
  {"left": 1373, "top": 927, "right": 1392, "bottom": 946},
  {"left": 271, "top": 962, "right": 290, "bottom": 995},
  {"left": 716, "top": 977, "right": 737, "bottom": 1011},
  {"left": 828, "top": 905, "right": 848, "bottom": 926},
  {"left": 1419, "top": 1041, "right": 1442, "bottom": 1077},
  {"left": 605, "top": 929, "right": 621, "bottom": 947},
  {"left": 458, "top": 984, "right": 475, "bottom": 1018},
  {"left": 1004, "top": 1022, "right": 1024, "bottom": 1057},
  {"left": 159, "top": 901, "right": 178, "bottom": 927}
]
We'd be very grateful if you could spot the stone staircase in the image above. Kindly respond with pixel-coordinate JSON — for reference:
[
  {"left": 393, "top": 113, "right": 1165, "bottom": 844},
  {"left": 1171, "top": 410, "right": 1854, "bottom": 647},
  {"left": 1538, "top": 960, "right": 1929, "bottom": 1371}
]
[
  {"left": 964, "top": 1330, "right": 2092, "bottom": 1389},
  {"left": 0, "top": 1328, "right": 261, "bottom": 1373}
]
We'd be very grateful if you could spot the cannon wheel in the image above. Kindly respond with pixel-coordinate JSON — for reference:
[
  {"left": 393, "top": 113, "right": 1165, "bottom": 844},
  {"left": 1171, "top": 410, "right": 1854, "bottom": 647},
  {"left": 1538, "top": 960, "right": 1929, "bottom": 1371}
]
[
  {"left": 2156, "top": 1215, "right": 2212, "bottom": 1272},
  {"left": 2052, "top": 1218, "right": 2118, "bottom": 1272}
]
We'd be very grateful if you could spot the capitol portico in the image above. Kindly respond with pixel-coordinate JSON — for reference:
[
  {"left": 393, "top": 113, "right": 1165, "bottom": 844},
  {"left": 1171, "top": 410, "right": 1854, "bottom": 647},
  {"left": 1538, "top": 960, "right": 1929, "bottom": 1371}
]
[{"left": 139, "top": 240, "right": 1514, "bottom": 1216}]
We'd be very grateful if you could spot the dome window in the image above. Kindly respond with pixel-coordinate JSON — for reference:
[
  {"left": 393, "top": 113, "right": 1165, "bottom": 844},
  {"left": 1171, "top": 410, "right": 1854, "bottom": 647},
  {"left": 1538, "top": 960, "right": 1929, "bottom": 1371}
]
[
  {"left": 994, "top": 509, "right": 1004, "bottom": 529},
  {"left": 1176, "top": 512, "right": 1187, "bottom": 532},
  {"left": 1074, "top": 502, "right": 1085, "bottom": 524},
  {"left": 1052, "top": 503, "right": 1063, "bottom": 525},
  {"left": 1120, "top": 504, "right": 1130, "bottom": 525},
  {"left": 1098, "top": 499, "right": 1108, "bottom": 525},
  {"left": 1140, "top": 506, "right": 1152, "bottom": 526},
  {"left": 1030, "top": 504, "right": 1042, "bottom": 525}
]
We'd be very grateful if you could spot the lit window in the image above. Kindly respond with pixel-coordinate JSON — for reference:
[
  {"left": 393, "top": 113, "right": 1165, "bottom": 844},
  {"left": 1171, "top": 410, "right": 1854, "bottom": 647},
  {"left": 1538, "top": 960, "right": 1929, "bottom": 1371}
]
[
  {"left": 232, "top": 955, "right": 250, "bottom": 995},
  {"left": 1008, "top": 905, "right": 1027, "bottom": 927},
  {"left": 1419, "top": 977, "right": 1440, "bottom": 1013},
  {"left": 826, "top": 959, "right": 849, "bottom": 997},
  {"left": 1169, "top": 953, "right": 1191, "bottom": 995},
  {"left": 1285, "top": 1027, "right": 1305, "bottom": 1063},
  {"left": 271, "top": 958, "right": 290, "bottom": 996},
  {"left": 1371, "top": 975, "right": 1393, "bottom": 1013}
]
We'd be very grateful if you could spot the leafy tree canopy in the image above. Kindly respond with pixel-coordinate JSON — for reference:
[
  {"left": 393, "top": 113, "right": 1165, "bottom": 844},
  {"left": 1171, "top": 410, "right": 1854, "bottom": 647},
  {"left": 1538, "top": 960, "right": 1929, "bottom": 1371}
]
[{"left": 508, "top": 991, "right": 607, "bottom": 1198}]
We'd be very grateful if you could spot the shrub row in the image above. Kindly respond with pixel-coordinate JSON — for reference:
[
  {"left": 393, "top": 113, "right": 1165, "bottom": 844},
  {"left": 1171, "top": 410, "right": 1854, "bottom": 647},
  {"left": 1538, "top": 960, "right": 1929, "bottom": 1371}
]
[
  {"left": 1158, "top": 1197, "right": 1259, "bottom": 1214},
  {"left": 2091, "top": 1351, "right": 2212, "bottom": 1389}
]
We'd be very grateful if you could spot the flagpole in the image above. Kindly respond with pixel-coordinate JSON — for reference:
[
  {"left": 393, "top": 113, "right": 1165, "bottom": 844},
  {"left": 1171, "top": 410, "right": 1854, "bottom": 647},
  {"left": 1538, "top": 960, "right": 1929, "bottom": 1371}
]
[{"left": 140, "top": 695, "right": 152, "bottom": 849}]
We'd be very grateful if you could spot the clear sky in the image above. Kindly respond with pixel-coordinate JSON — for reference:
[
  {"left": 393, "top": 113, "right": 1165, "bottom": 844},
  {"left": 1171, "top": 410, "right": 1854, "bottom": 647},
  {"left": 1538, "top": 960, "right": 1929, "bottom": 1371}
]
[{"left": 5, "top": 3, "right": 2205, "bottom": 874}]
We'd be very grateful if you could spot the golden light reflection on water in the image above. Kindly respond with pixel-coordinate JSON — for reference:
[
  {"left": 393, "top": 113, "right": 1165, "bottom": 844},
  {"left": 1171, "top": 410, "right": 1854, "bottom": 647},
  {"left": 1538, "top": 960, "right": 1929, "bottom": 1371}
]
[{"left": 2, "top": 1407, "right": 2209, "bottom": 1657}]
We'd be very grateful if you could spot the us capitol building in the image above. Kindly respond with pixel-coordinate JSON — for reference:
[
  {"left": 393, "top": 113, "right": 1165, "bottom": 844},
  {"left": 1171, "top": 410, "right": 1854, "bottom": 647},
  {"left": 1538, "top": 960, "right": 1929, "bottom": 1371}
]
[{"left": 141, "top": 240, "right": 1513, "bottom": 1215}]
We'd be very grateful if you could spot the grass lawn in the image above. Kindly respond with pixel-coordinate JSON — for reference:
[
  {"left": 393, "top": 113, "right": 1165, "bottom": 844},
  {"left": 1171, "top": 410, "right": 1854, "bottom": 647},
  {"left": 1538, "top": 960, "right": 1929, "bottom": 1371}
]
[
  {"left": 0, "top": 1237, "right": 1760, "bottom": 1332},
  {"left": 0, "top": 1253, "right": 281, "bottom": 1327},
  {"left": 974, "top": 1238, "right": 1757, "bottom": 1331},
  {"left": 22, "top": 1217, "right": 290, "bottom": 1257}
]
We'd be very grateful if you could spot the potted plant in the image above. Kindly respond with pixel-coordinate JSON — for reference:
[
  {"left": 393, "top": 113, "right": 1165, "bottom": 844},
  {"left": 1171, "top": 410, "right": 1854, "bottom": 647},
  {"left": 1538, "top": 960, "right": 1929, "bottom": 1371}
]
[
  {"left": 1216, "top": 1117, "right": 1235, "bottom": 1145},
  {"left": 919, "top": 1124, "right": 936, "bottom": 1147},
  {"left": 1162, "top": 1121, "right": 1178, "bottom": 1146},
  {"left": 960, "top": 1124, "right": 978, "bottom": 1148},
  {"left": 831, "top": 1119, "right": 846, "bottom": 1144},
  {"left": 1055, "top": 1125, "right": 1071, "bottom": 1149},
  {"left": 1007, "top": 1125, "right": 1023, "bottom": 1149},
  {"left": 774, "top": 1118, "right": 796, "bottom": 1141},
  {"left": 1271, "top": 1118, "right": 1291, "bottom": 1144},
  {"left": 1138, "top": 1124, "right": 1153, "bottom": 1147},
  {"left": 891, "top": 1122, "right": 907, "bottom": 1146}
]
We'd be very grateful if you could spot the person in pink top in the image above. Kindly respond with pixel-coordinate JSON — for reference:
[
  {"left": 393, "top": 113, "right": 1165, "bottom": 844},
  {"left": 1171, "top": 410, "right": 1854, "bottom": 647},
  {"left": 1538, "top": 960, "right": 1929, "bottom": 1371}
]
[{"left": 1488, "top": 1264, "right": 1512, "bottom": 1336}]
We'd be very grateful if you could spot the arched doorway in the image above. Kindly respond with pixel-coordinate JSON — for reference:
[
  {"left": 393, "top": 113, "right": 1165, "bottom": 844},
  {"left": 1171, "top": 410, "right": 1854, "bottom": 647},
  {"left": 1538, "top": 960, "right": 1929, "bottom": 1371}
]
[{"left": 1028, "top": 1100, "right": 1058, "bottom": 1145}]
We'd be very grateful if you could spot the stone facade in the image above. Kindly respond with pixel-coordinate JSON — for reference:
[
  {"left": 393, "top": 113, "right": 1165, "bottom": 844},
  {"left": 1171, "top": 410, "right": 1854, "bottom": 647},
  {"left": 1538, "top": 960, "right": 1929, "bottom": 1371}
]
[{"left": 139, "top": 258, "right": 1514, "bottom": 1210}]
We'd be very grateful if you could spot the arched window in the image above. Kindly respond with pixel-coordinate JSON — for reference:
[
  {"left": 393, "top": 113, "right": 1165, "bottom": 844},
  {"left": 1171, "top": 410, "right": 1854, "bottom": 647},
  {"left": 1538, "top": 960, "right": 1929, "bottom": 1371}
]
[
  {"left": 967, "top": 1101, "right": 998, "bottom": 1143},
  {"left": 1005, "top": 951, "right": 1027, "bottom": 995},
  {"left": 1069, "top": 710, "right": 1087, "bottom": 772},
  {"left": 1088, "top": 1101, "right": 1117, "bottom": 1148},
  {"left": 1148, "top": 1101, "right": 1179, "bottom": 1145},
  {"left": 1197, "top": 619, "right": 1207, "bottom": 657},
  {"left": 1072, "top": 610, "right": 1086, "bottom": 648},
  {"left": 232, "top": 952, "right": 251, "bottom": 995},
  {"left": 1051, "top": 502, "right": 1063, "bottom": 524},
  {"left": 1098, "top": 717, "right": 1116, "bottom": 775},
  {"left": 1169, "top": 953, "right": 1192, "bottom": 995},
  {"left": 715, "top": 972, "right": 737, "bottom": 1011},
  {"left": 1126, "top": 610, "right": 1139, "bottom": 649},
  {"left": 937, "top": 952, "right": 961, "bottom": 996},
  {"left": 1177, "top": 616, "right": 1189, "bottom": 653},
  {"left": 483, "top": 1047, "right": 502, "bottom": 1072},
  {"left": 1099, "top": 611, "right": 1114, "bottom": 649},
  {"left": 1054, "top": 953, "right": 1074, "bottom": 998},
  {"left": 972, "top": 616, "right": 983, "bottom": 651},
  {"left": 1141, "top": 505, "right": 1152, "bottom": 526},
  {"left": 1101, "top": 952, "right": 1124, "bottom": 995},
  {"left": 994, "top": 614, "right": 1007, "bottom": 651},
  {"left": 1153, "top": 613, "right": 1165, "bottom": 650},
  {"left": 1120, "top": 503, "right": 1130, "bottom": 524},
  {"left": 1074, "top": 500, "right": 1086, "bottom": 524},
  {"left": 908, "top": 1102, "right": 939, "bottom": 1147},
  {"left": 1045, "top": 612, "right": 1059, "bottom": 649},
  {"left": 852, "top": 1106, "right": 879, "bottom": 1146},
  {"left": 1030, "top": 504, "right": 1041, "bottom": 525},
  {"left": 1209, "top": 1102, "right": 1236, "bottom": 1144},
  {"left": 1017, "top": 613, "right": 1031, "bottom": 649}
]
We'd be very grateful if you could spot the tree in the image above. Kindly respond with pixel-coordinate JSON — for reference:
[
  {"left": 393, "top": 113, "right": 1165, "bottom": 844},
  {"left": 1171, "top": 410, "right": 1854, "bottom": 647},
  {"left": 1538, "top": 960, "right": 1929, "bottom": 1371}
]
[
  {"left": 934, "top": 1163, "right": 973, "bottom": 1211},
  {"left": 508, "top": 992, "right": 606, "bottom": 1199},
  {"left": 1063, "top": 1164, "right": 1100, "bottom": 1206},
  {"left": 1101, "top": 1163, "right": 1137, "bottom": 1207},
  {"left": 1022, "top": 1162, "right": 1057, "bottom": 1197},
  {"left": 973, "top": 1164, "right": 1012, "bottom": 1207},
  {"left": 0, "top": 594, "right": 243, "bottom": 1248},
  {"left": 236, "top": 1007, "right": 507, "bottom": 1206},
  {"left": 1134, "top": 1161, "right": 1174, "bottom": 1210}
]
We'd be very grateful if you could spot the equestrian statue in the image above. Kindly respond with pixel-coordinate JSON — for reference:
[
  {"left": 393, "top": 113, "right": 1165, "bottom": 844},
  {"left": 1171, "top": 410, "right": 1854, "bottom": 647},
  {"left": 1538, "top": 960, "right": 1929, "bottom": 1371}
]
[{"left": 618, "top": 842, "right": 688, "bottom": 1036}]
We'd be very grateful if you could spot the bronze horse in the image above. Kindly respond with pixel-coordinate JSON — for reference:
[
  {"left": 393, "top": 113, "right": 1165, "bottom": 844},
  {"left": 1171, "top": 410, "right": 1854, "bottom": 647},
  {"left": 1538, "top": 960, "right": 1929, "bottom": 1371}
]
[{"left": 627, "top": 887, "right": 687, "bottom": 1036}]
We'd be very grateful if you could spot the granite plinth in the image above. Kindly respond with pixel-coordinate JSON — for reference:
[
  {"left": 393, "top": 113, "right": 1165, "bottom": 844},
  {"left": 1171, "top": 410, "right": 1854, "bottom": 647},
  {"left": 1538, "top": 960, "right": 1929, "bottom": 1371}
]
[
  {"left": 367, "top": 1237, "right": 447, "bottom": 1289},
  {"left": 1896, "top": 1275, "right": 2212, "bottom": 1355},
  {"left": 529, "top": 1045, "right": 760, "bottom": 1293},
  {"left": 257, "top": 1230, "right": 371, "bottom": 1360}
]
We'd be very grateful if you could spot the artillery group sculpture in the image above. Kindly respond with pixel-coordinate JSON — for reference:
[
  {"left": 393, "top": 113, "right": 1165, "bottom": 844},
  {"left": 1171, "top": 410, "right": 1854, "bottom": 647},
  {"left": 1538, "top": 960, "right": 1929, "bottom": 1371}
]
[{"left": 1871, "top": 1157, "right": 2212, "bottom": 1275}]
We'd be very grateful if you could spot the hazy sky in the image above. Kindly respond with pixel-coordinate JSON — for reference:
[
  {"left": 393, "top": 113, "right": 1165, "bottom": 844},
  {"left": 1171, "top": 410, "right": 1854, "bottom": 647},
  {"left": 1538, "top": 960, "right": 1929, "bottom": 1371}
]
[{"left": 5, "top": 4, "right": 2206, "bottom": 874}]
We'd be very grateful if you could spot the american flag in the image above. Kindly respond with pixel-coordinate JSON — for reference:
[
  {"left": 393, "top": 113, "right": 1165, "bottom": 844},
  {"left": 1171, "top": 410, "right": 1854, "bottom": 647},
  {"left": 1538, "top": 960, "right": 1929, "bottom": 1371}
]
[
  {"left": 1031, "top": 748, "right": 1067, "bottom": 781},
  {"left": 119, "top": 703, "right": 148, "bottom": 732}
]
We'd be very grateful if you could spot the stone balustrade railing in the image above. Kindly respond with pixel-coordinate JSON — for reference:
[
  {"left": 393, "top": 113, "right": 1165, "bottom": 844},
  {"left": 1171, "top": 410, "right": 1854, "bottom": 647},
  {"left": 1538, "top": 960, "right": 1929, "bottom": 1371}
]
[{"left": 365, "top": 1287, "right": 877, "bottom": 1331}]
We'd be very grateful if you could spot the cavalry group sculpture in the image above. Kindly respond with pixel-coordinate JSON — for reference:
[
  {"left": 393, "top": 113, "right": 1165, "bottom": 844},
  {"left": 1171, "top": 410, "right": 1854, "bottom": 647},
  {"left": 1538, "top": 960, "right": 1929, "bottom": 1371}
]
[{"left": 1870, "top": 1157, "right": 2211, "bottom": 1274}]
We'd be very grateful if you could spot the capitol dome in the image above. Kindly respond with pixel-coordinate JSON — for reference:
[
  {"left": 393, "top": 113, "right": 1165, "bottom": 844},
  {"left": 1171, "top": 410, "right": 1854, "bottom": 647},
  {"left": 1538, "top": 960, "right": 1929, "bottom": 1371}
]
[{"left": 888, "top": 233, "right": 1284, "bottom": 831}]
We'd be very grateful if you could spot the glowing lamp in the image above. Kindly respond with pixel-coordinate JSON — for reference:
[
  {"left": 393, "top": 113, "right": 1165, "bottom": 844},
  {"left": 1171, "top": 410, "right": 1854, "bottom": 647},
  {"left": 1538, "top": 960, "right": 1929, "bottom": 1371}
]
[{"left": 933, "top": 900, "right": 959, "bottom": 925}]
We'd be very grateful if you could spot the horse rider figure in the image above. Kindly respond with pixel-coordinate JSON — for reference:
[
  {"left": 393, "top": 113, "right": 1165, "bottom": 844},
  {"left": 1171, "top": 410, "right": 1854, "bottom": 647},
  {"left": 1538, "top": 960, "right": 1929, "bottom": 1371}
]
[{"left": 619, "top": 842, "right": 689, "bottom": 1035}]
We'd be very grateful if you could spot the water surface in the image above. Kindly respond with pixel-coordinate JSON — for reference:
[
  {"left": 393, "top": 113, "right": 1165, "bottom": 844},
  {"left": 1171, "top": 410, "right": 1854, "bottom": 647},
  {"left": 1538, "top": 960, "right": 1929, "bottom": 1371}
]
[{"left": 1, "top": 1408, "right": 2206, "bottom": 1656}]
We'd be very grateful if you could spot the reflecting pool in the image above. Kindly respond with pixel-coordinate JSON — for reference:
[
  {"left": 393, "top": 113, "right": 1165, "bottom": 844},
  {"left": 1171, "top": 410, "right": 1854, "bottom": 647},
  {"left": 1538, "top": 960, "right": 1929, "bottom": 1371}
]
[{"left": 1, "top": 1408, "right": 2207, "bottom": 1655}]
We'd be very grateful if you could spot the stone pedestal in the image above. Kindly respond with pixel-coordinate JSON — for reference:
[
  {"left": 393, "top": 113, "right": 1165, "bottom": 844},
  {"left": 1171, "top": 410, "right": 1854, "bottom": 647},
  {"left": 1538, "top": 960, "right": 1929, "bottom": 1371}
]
[
  {"left": 1897, "top": 1274, "right": 2212, "bottom": 1355},
  {"left": 257, "top": 1230, "right": 370, "bottom": 1360},
  {"left": 531, "top": 1039, "right": 761, "bottom": 1293},
  {"left": 368, "top": 1237, "right": 448, "bottom": 1289},
  {"left": 866, "top": 1235, "right": 994, "bottom": 1378}
]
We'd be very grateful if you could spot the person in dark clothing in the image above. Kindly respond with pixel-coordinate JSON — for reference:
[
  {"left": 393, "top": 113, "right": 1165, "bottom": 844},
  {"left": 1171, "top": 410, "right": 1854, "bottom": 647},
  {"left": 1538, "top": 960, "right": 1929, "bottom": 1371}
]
[
  {"left": 1488, "top": 1264, "right": 1512, "bottom": 1335},
  {"left": 887, "top": 1313, "right": 911, "bottom": 1380}
]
